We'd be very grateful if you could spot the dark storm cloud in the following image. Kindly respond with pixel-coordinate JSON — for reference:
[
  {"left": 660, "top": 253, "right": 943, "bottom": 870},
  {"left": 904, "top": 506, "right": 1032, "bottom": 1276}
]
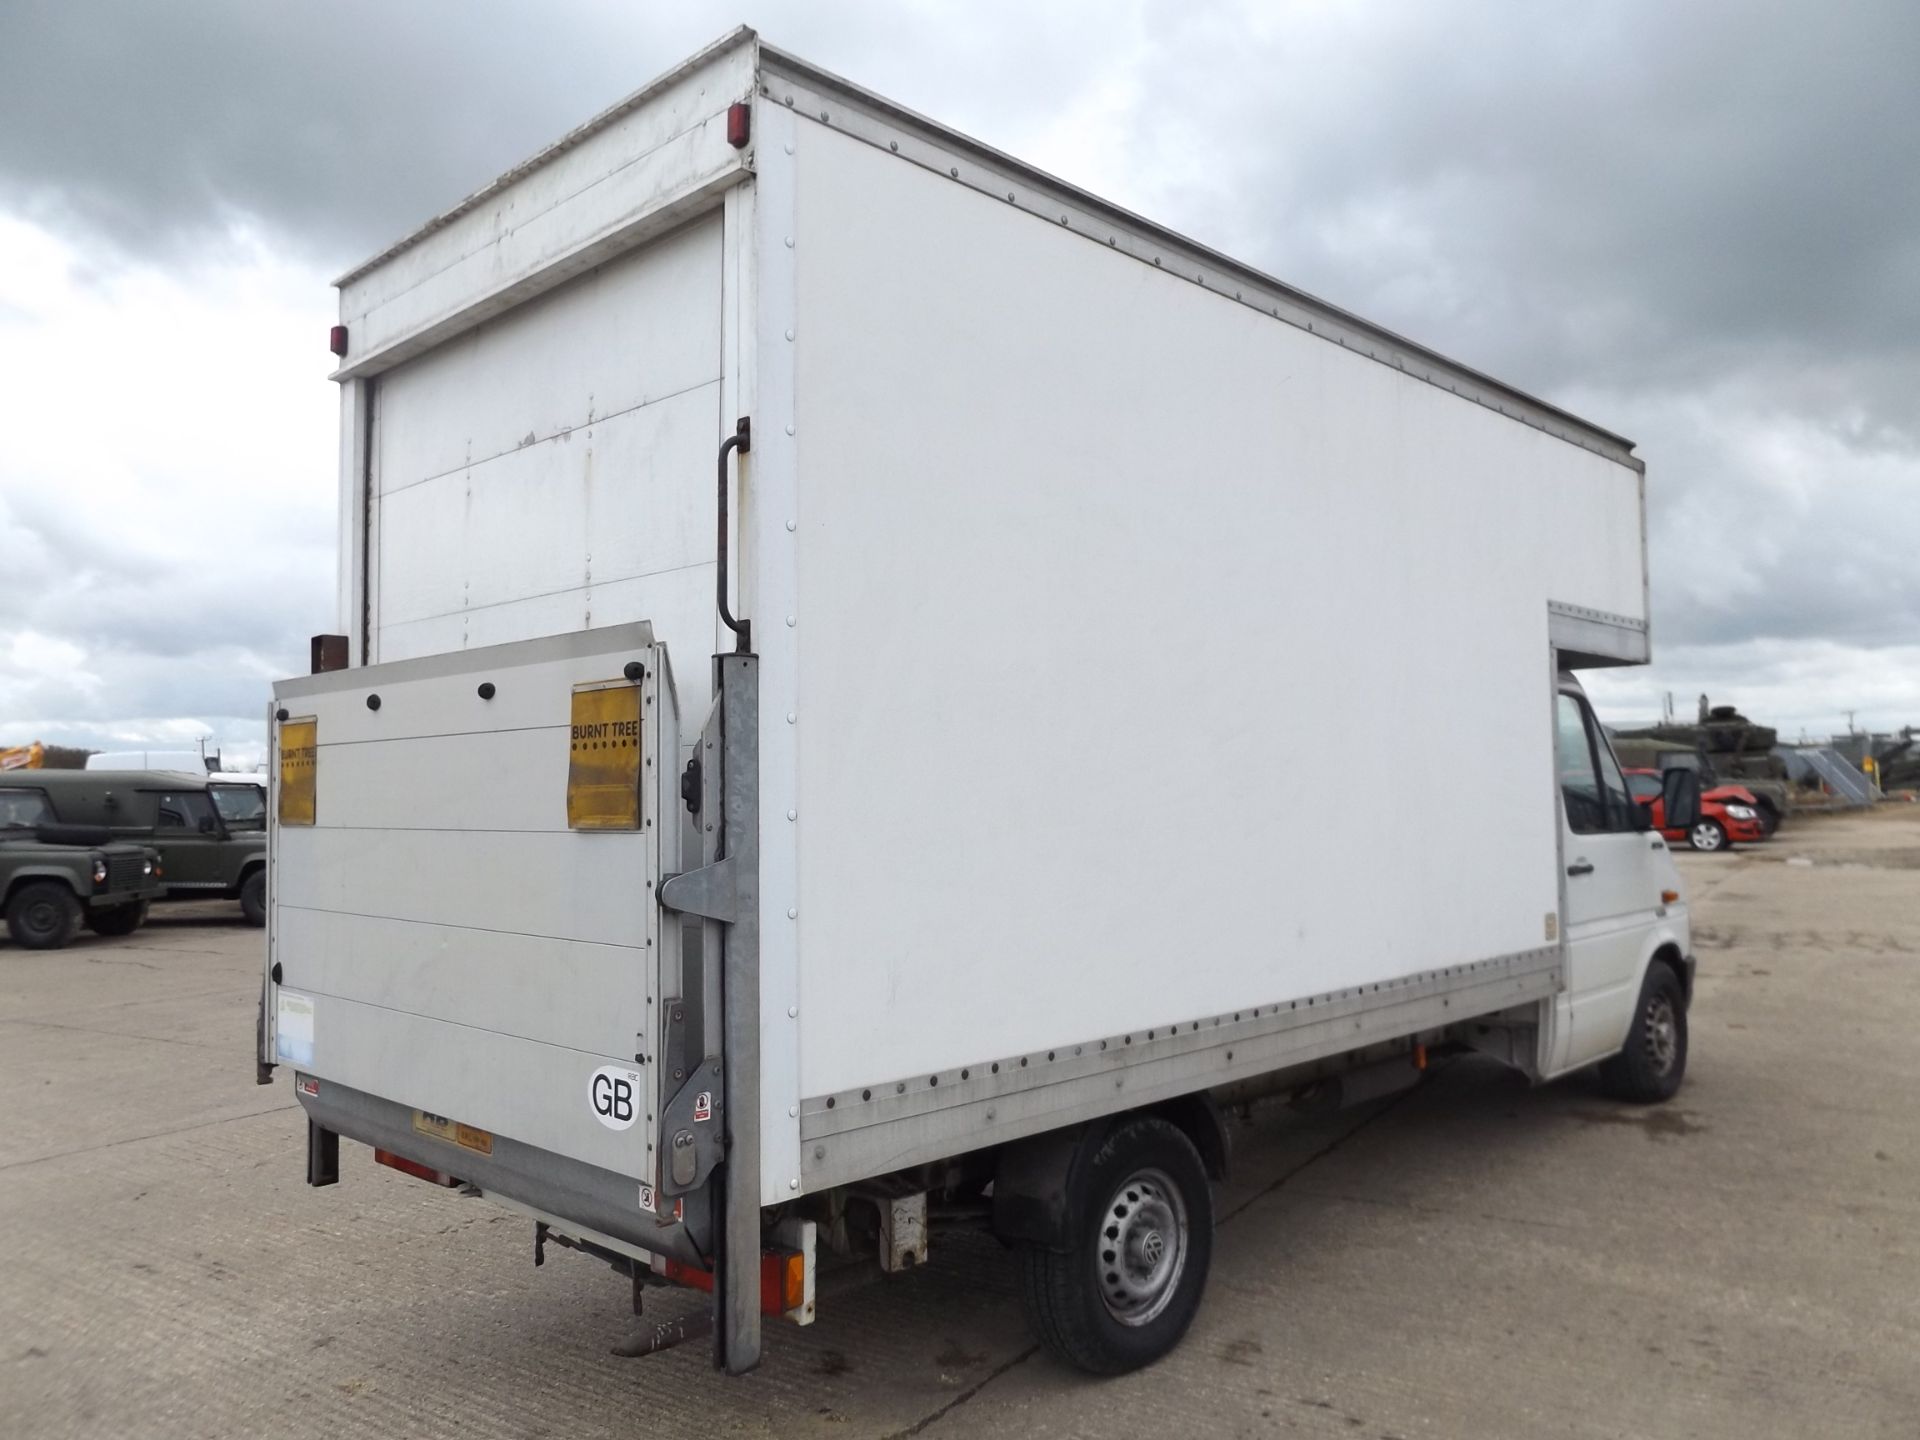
[
  {"left": 0, "top": 0, "right": 656, "bottom": 265},
  {"left": 0, "top": 1, "right": 1088, "bottom": 270},
  {"left": 1107, "top": 2, "right": 1920, "bottom": 420},
  {"left": 12, "top": 0, "right": 1911, "bottom": 394},
  {"left": 1071, "top": 0, "right": 1920, "bottom": 664},
  {"left": 1, "top": 0, "right": 1915, "bottom": 721}
]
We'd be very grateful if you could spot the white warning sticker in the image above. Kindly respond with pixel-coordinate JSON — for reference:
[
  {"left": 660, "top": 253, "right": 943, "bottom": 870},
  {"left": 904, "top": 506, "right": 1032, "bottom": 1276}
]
[
  {"left": 275, "top": 990, "right": 315, "bottom": 1067},
  {"left": 589, "top": 1065, "right": 642, "bottom": 1131}
]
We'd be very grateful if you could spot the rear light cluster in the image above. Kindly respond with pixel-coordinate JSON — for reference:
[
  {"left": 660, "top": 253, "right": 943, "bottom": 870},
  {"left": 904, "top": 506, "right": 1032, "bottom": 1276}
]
[
  {"left": 374, "top": 1148, "right": 459, "bottom": 1187},
  {"left": 662, "top": 1249, "right": 805, "bottom": 1316}
]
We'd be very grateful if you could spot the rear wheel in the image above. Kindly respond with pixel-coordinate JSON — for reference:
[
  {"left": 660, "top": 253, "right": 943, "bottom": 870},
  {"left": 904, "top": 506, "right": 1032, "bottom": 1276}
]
[
  {"left": 86, "top": 901, "right": 149, "bottom": 936},
  {"left": 6, "top": 882, "right": 82, "bottom": 950},
  {"left": 1018, "top": 1117, "right": 1213, "bottom": 1375},
  {"left": 1688, "top": 818, "right": 1728, "bottom": 852},
  {"left": 240, "top": 870, "right": 266, "bottom": 927},
  {"left": 1599, "top": 962, "right": 1688, "bottom": 1103}
]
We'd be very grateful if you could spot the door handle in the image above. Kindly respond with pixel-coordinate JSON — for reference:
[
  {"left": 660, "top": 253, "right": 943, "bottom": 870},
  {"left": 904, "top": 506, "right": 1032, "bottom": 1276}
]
[
  {"left": 1566, "top": 861, "right": 1594, "bottom": 876},
  {"left": 714, "top": 417, "right": 752, "bottom": 654}
]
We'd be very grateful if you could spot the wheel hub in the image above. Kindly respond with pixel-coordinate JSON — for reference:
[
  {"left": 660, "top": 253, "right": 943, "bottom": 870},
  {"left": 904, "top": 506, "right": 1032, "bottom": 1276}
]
[
  {"left": 1646, "top": 995, "right": 1678, "bottom": 1073},
  {"left": 1096, "top": 1168, "right": 1189, "bottom": 1327}
]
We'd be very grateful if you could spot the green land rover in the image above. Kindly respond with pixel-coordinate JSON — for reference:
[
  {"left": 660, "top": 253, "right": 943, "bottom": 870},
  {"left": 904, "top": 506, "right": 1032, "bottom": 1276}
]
[
  {"left": 0, "top": 790, "right": 164, "bottom": 948},
  {"left": 17, "top": 771, "right": 268, "bottom": 926}
]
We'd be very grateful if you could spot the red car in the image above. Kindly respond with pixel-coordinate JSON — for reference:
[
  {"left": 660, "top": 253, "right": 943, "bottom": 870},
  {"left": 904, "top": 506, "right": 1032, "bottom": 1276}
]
[{"left": 1623, "top": 768, "right": 1766, "bottom": 852}]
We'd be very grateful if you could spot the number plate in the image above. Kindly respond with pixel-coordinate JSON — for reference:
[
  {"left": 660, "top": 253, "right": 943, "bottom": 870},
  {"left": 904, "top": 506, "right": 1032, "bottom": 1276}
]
[{"left": 412, "top": 1110, "right": 494, "bottom": 1156}]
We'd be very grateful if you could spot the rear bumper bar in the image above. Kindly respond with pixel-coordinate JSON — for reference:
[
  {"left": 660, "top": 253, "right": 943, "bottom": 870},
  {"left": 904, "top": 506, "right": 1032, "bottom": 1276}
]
[{"left": 293, "top": 1075, "right": 711, "bottom": 1266}]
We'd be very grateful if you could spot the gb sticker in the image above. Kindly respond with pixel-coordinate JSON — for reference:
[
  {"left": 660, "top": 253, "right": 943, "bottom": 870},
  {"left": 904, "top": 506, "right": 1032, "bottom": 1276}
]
[{"left": 589, "top": 1065, "right": 642, "bottom": 1131}]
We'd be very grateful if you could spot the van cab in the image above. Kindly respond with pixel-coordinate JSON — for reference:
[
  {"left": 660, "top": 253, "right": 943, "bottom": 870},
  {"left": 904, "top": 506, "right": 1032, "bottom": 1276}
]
[
  {"left": 19, "top": 771, "right": 267, "bottom": 925},
  {"left": 1549, "top": 681, "right": 1698, "bottom": 1087}
]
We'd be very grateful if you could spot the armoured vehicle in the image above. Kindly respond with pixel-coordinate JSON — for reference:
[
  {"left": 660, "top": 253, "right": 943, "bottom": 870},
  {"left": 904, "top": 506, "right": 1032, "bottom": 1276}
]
[
  {"left": 0, "top": 785, "right": 164, "bottom": 948},
  {"left": 21, "top": 770, "right": 268, "bottom": 925},
  {"left": 1612, "top": 702, "right": 1792, "bottom": 832}
]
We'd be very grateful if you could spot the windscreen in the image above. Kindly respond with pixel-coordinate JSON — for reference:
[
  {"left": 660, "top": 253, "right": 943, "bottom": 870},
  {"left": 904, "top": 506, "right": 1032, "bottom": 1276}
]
[
  {"left": 211, "top": 783, "right": 266, "bottom": 830},
  {"left": 0, "top": 789, "right": 53, "bottom": 829}
]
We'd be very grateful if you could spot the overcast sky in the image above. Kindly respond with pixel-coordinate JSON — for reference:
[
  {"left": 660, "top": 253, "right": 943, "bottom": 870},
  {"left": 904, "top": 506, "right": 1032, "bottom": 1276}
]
[{"left": 1, "top": 0, "right": 1915, "bottom": 763}]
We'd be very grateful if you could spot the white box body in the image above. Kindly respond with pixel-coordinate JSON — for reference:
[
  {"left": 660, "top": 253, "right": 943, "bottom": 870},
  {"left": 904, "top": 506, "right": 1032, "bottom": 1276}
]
[{"left": 279, "top": 29, "right": 1649, "bottom": 1216}]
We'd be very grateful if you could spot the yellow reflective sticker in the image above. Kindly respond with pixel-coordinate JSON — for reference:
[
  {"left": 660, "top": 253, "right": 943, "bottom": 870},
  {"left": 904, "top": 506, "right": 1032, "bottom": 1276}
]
[
  {"left": 412, "top": 1110, "right": 494, "bottom": 1156},
  {"left": 279, "top": 719, "right": 317, "bottom": 826},
  {"left": 568, "top": 683, "right": 642, "bottom": 830}
]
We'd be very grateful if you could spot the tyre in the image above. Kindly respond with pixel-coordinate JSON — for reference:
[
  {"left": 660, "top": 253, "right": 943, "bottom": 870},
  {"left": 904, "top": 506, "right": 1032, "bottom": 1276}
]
[
  {"left": 1687, "top": 818, "right": 1728, "bottom": 852},
  {"left": 86, "top": 901, "right": 149, "bottom": 936},
  {"left": 1599, "top": 962, "right": 1688, "bottom": 1103},
  {"left": 1754, "top": 801, "right": 1780, "bottom": 838},
  {"left": 5, "top": 881, "right": 83, "bottom": 950},
  {"left": 1018, "top": 1116, "right": 1214, "bottom": 1375},
  {"left": 240, "top": 870, "right": 266, "bottom": 927}
]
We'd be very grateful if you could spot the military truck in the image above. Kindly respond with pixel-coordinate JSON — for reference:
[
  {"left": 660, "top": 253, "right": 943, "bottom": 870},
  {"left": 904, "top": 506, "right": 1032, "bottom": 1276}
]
[
  {"left": 0, "top": 787, "right": 164, "bottom": 948},
  {"left": 20, "top": 771, "right": 268, "bottom": 925},
  {"left": 1612, "top": 701, "right": 1793, "bottom": 833}
]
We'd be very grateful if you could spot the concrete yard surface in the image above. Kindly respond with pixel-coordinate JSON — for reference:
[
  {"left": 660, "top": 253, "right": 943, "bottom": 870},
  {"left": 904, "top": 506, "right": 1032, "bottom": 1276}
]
[{"left": 3, "top": 809, "right": 1918, "bottom": 1438}]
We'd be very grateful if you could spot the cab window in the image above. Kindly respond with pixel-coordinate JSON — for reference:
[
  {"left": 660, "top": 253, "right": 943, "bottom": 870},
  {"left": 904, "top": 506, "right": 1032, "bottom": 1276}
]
[
  {"left": 1555, "top": 695, "right": 1607, "bottom": 834},
  {"left": 210, "top": 783, "right": 266, "bottom": 830},
  {"left": 153, "top": 791, "right": 218, "bottom": 832},
  {"left": 1626, "top": 773, "right": 1662, "bottom": 803},
  {"left": 1593, "top": 730, "right": 1636, "bottom": 830},
  {"left": 0, "top": 788, "right": 53, "bottom": 829},
  {"left": 1557, "top": 693, "right": 1638, "bottom": 834}
]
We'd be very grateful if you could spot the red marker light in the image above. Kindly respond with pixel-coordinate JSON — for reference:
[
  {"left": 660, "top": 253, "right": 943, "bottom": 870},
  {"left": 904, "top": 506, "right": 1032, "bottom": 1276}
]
[
  {"left": 374, "top": 1148, "right": 457, "bottom": 1186},
  {"left": 329, "top": 325, "right": 349, "bottom": 357},
  {"left": 726, "top": 101, "right": 750, "bottom": 149},
  {"left": 662, "top": 1249, "right": 805, "bottom": 1314}
]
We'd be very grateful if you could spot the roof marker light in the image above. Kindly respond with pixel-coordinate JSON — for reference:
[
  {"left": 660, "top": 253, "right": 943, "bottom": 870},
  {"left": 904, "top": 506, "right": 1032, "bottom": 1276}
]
[
  {"left": 727, "top": 101, "right": 750, "bottom": 149},
  {"left": 329, "top": 325, "right": 348, "bottom": 357}
]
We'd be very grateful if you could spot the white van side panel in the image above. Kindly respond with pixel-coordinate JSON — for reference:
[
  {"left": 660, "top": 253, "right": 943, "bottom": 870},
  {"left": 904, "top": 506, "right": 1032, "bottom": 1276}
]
[{"left": 787, "top": 121, "right": 1639, "bottom": 1100}]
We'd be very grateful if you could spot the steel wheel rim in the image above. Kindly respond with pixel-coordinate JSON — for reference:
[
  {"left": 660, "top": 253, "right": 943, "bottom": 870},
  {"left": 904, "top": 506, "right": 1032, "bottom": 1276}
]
[
  {"left": 1645, "top": 993, "right": 1679, "bottom": 1074},
  {"left": 25, "top": 900, "right": 57, "bottom": 934},
  {"left": 1095, "top": 1167, "right": 1188, "bottom": 1327},
  {"left": 1691, "top": 822, "right": 1721, "bottom": 850}
]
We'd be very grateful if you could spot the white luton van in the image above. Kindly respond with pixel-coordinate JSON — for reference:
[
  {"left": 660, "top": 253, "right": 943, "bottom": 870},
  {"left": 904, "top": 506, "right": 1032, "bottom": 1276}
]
[{"left": 260, "top": 28, "right": 1703, "bottom": 1377}]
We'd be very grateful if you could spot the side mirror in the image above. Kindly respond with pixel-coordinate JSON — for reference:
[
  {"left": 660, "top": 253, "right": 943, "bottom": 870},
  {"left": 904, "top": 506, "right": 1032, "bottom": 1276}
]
[
  {"left": 1632, "top": 800, "right": 1656, "bottom": 833},
  {"left": 1662, "top": 768, "right": 1702, "bottom": 832},
  {"left": 198, "top": 815, "right": 218, "bottom": 834}
]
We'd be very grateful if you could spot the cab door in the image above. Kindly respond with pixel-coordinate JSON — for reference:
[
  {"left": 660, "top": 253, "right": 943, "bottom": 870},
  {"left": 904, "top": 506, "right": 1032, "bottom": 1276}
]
[
  {"left": 1555, "top": 689, "right": 1663, "bottom": 1068},
  {"left": 148, "top": 787, "right": 227, "bottom": 892}
]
